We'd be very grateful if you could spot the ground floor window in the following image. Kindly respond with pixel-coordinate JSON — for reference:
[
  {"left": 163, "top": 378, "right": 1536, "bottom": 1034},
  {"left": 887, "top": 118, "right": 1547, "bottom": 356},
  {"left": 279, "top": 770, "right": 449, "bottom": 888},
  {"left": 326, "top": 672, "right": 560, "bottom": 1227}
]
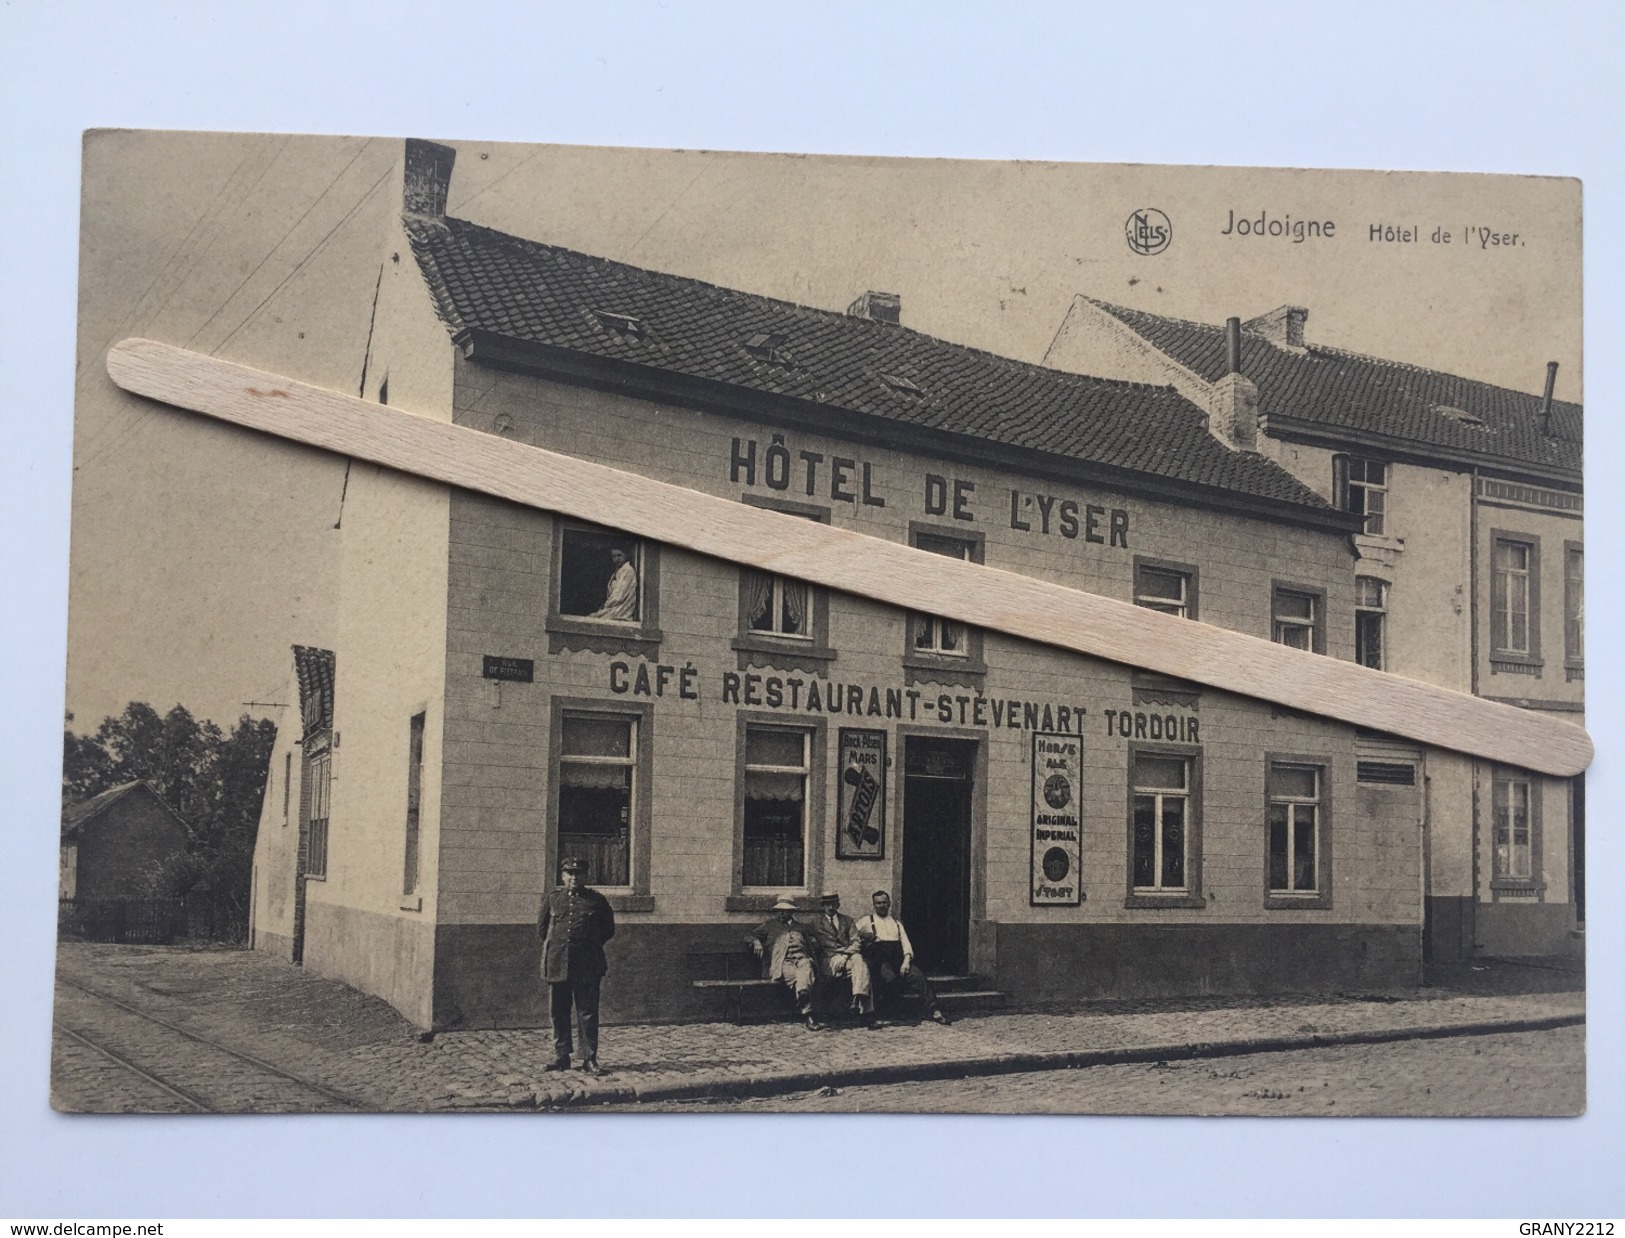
[
  {"left": 403, "top": 712, "right": 425, "bottom": 895},
  {"left": 1131, "top": 752, "right": 1192, "bottom": 892},
  {"left": 558, "top": 713, "right": 636, "bottom": 887},
  {"left": 742, "top": 725, "right": 810, "bottom": 888},
  {"left": 1492, "top": 769, "right": 1535, "bottom": 884},
  {"left": 1267, "top": 762, "right": 1322, "bottom": 894},
  {"left": 306, "top": 747, "right": 331, "bottom": 879}
]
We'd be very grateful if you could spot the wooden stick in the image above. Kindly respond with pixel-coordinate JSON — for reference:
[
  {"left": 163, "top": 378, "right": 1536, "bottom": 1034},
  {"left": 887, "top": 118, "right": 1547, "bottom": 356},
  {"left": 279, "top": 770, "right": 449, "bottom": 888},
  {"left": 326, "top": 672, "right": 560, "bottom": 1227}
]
[{"left": 105, "top": 338, "right": 1592, "bottom": 777}]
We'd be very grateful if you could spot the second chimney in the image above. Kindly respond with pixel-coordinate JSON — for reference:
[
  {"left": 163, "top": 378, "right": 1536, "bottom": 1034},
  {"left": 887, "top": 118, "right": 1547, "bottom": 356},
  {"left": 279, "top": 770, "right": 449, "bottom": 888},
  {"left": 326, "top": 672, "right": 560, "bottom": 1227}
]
[
  {"left": 1243, "top": 304, "right": 1309, "bottom": 350},
  {"left": 847, "top": 290, "right": 902, "bottom": 325},
  {"left": 404, "top": 138, "right": 457, "bottom": 221},
  {"left": 1541, "top": 361, "right": 1559, "bottom": 435}
]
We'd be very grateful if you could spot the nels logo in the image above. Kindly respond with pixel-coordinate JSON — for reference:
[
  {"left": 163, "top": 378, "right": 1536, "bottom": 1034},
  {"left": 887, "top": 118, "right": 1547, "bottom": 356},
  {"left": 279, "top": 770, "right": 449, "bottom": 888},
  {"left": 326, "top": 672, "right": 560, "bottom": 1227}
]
[{"left": 1126, "top": 208, "right": 1172, "bottom": 256}]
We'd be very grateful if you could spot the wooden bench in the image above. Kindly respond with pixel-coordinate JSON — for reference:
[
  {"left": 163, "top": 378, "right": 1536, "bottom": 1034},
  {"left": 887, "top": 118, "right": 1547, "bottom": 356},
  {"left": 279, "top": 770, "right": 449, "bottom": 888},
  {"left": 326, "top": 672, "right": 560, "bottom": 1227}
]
[
  {"left": 687, "top": 947, "right": 782, "bottom": 1024},
  {"left": 689, "top": 945, "right": 870, "bottom": 1024}
]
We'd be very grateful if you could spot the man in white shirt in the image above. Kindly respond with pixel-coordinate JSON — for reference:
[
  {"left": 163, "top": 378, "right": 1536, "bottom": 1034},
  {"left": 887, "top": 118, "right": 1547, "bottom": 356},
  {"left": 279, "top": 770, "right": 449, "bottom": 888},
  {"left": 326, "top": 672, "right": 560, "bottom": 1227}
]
[{"left": 854, "top": 889, "right": 950, "bottom": 1025}]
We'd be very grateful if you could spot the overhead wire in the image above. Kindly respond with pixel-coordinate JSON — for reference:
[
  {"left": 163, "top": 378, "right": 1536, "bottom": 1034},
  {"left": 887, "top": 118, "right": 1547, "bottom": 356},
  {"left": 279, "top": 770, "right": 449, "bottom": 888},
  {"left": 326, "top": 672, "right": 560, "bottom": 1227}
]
[
  {"left": 79, "top": 140, "right": 259, "bottom": 380},
  {"left": 76, "top": 150, "right": 390, "bottom": 477},
  {"left": 184, "top": 138, "right": 374, "bottom": 351},
  {"left": 211, "top": 161, "right": 393, "bottom": 356},
  {"left": 75, "top": 137, "right": 287, "bottom": 467}
]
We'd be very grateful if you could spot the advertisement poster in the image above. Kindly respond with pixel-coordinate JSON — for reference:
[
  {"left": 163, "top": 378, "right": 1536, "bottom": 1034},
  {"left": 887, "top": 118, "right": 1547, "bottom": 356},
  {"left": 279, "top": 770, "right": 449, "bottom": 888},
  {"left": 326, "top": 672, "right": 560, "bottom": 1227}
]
[
  {"left": 837, "top": 728, "right": 887, "bottom": 860},
  {"left": 1032, "top": 732, "right": 1083, "bottom": 905}
]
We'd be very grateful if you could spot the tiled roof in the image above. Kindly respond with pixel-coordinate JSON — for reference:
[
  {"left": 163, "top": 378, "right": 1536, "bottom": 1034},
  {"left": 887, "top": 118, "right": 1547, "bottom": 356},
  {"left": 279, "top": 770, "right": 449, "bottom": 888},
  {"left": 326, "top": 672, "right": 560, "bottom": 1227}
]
[
  {"left": 405, "top": 217, "right": 1338, "bottom": 514},
  {"left": 293, "top": 645, "right": 335, "bottom": 739},
  {"left": 1086, "top": 299, "right": 1582, "bottom": 476},
  {"left": 61, "top": 781, "right": 169, "bottom": 838}
]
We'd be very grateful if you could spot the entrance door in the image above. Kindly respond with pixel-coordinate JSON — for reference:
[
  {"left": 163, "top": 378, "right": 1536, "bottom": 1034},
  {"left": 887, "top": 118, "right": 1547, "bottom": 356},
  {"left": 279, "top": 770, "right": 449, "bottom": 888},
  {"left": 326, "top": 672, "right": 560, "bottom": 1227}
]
[{"left": 900, "top": 736, "right": 976, "bottom": 974}]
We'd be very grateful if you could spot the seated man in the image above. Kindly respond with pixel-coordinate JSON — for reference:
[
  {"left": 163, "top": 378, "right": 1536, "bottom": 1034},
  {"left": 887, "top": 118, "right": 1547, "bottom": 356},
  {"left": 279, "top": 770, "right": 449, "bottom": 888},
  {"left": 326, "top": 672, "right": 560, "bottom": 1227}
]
[
  {"left": 855, "top": 889, "right": 950, "bottom": 1025},
  {"left": 808, "top": 892, "right": 876, "bottom": 1028},
  {"left": 750, "top": 896, "right": 824, "bottom": 1031}
]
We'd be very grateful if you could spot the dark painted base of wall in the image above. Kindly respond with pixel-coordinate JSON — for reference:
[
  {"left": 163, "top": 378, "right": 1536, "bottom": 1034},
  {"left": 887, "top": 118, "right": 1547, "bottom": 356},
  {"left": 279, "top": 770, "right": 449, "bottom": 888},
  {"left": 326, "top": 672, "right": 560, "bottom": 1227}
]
[
  {"left": 995, "top": 922, "right": 1422, "bottom": 1003},
  {"left": 1425, "top": 895, "right": 1580, "bottom": 961},
  {"left": 433, "top": 919, "right": 1424, "bottom": 1029},
  {"left": 433, "top": 921, "right": 797, "bottom": 1029},
  {"left": 1476, "top": 900, "right": 1579, "bottom": 957},
  {"left": 254, "top": 928, "right": 296, "bottom": 963},
  {"left": 1425, "top": 896, "right": 1475, "bottom": 964}
]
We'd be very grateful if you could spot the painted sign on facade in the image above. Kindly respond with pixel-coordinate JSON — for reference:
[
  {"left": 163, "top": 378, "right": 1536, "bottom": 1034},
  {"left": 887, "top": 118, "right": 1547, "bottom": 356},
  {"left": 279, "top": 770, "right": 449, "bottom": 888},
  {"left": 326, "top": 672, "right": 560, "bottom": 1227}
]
[
  {"left": 1031, "top": 731, "right": 1083, "bottom": 905},
  {"left": 837, "top": 728, "right": 887, "bottom": 860}
]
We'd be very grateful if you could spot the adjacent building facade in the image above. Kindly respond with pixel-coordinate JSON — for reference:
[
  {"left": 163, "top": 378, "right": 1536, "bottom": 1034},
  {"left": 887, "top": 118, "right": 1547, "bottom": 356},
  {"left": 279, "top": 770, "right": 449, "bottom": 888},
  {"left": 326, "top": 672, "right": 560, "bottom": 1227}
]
[
  {"left": 1046, "top": 296, "right": 1584, "bottom": 962},
  {"left": 250, "top": 141, "right": 1550, "bottom": 1029}
]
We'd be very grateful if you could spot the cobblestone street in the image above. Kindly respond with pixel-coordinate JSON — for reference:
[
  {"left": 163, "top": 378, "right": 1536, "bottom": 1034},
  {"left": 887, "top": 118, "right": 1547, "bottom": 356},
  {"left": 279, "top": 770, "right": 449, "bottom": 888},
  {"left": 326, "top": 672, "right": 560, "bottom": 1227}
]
[
  {"left": 51, "top": 941, "right": 1586, "bottom": 1115},
  {"left": 625, "top": 1026, "right": 1585, "bottom": 1115}
]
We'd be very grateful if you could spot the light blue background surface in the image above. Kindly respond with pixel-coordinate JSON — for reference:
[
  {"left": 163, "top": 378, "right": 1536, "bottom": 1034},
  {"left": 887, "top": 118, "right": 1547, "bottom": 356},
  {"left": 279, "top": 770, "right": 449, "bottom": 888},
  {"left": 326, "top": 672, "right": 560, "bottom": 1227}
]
[{"left": 3, "top": 1, "right": 1621, "bottom": 1219}]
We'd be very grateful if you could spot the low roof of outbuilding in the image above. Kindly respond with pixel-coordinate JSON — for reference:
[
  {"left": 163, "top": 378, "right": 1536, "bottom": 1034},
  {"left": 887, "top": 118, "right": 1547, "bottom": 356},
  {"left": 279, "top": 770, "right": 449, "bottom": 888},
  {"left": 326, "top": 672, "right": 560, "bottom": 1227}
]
[{"left": 61, "top": 781, "right": 188, "bottom": 841}]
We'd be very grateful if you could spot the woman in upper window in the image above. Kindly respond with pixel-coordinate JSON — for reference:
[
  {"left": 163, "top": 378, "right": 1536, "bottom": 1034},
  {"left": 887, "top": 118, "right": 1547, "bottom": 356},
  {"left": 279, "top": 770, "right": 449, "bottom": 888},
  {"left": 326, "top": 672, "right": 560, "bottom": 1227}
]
[{"left": 591, "top": 548, "right": 639, "bottom": 621}]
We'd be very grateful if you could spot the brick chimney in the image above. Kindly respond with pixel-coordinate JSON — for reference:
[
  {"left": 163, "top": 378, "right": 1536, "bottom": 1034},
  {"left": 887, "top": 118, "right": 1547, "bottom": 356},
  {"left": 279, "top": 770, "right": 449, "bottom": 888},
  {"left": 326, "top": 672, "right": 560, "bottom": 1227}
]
[
  {"left": 1243, "top": 304, "right": 1309, "bottom": 350},
  {"left": 847, "top": 290, "right": 901, "bottom": 325},
  {"left": 403, "top": 139, "right": 457, "bottom": 220},
  {"left": 1208, "top": 315, "right": 1260, "bottom": 452}
]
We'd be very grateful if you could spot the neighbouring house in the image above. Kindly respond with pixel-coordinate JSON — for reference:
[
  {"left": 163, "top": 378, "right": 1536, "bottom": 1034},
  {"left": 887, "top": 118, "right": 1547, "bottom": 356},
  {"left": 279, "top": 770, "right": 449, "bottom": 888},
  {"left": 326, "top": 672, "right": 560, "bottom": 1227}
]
[
  {"left": 1044, "top": 296, "right": 1584, "bottom": 961},
  {"left": 60, "top": 780, "right": 191, "bottom": 902}
]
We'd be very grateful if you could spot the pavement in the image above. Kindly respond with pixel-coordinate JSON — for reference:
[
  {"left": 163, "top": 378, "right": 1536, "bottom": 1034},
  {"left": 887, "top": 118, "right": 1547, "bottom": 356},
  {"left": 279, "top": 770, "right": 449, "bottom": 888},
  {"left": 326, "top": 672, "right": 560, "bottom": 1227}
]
[{"left": 52, "top": 941, "right": 1585, "bottom": 1113}]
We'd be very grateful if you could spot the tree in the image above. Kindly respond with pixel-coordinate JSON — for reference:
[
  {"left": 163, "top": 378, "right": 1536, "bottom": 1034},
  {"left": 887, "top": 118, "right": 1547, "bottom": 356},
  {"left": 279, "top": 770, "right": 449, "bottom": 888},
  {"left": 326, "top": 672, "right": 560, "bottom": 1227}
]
[{"left": 63, "top": 702, "right": 277, "bottom": 934}]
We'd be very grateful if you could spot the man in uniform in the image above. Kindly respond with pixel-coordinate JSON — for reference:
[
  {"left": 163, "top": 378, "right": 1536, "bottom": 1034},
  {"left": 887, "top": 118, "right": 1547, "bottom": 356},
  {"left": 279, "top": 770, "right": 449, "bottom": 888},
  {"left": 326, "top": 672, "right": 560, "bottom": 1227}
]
[
  {"left": 538, "top": 856, "right": 617, "bottom": 1073},
  {"left": 856, "top": 889, "right": 950, "bottom": 1025},
  {"left": 808, "top": 891, "right": 876, "bottom": 1028},
  {"left": 750, "top": 896, "right": 823, "bottom": 1031}
]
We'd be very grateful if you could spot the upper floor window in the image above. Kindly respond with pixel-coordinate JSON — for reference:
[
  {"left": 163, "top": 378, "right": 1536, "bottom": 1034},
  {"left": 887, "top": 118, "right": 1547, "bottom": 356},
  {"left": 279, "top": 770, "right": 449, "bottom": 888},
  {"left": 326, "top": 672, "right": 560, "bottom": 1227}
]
[
  {"left": 1355, "top": 576, "right": 1387, "bottom": 670},
  {"left": 1335, "top": 456, "right": 1388, "bottom": 535},
  {"left": 744, "top": 572, "right": 810, "bottom": 640},
  {"left": 550, "top": 523, "right": 661, "bottom": 656},
  {"left": 1134, "top": 558, "right": 1198, "bottom": 619},
  {"left": 910, "top": 532, "right": 974, "bottom": 656},
  {"left": 1490, "top": 533, "right": 1540, "bottom": 663},
  {"left": 1272, "top": 585, "right": 1323, "bottom": 653},
  {"left": 903, "top": 525, "right": 987, "bottom": 685},
  {"left": 735, "top": 497, "right": 833, "bottom": 671},
  {"left": 560, "top": 528, "right": 643, "bottom": 622},
  {"left": 1564, "top": 542, "right": 1583, "bottom": 670}
]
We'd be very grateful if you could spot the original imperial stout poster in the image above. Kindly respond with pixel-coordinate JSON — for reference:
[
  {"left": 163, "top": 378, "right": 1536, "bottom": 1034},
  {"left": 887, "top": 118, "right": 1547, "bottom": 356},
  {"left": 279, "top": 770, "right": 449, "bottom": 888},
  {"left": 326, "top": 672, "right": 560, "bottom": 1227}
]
[{"left": 55, "top": 131, "right": 1585, "bottom": 1115}]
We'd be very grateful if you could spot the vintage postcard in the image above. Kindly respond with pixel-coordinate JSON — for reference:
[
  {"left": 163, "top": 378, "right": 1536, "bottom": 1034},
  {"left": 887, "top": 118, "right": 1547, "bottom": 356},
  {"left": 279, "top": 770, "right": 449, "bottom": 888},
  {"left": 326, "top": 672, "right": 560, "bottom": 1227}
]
[{"left": 55, "top": 130, "right": 1584, "bottom": 1115}]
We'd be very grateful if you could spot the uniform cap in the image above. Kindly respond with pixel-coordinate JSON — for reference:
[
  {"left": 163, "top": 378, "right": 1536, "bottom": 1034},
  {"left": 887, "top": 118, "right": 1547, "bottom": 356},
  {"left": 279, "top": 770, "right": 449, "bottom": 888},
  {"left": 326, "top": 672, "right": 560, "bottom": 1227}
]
[
  {"left": 560, "top": 857, "right": 588, "bottom": 874},
  {"left": 771, "top": 896, "right": 799, "bottom": 911}
]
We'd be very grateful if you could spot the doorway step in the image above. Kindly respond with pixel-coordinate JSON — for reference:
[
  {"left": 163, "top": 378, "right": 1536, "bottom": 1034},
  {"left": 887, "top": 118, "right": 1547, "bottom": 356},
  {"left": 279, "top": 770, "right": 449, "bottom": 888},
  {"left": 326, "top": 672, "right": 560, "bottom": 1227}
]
[{"left": 929, "top": 973, "right": 1010, "bottom": 1016}]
